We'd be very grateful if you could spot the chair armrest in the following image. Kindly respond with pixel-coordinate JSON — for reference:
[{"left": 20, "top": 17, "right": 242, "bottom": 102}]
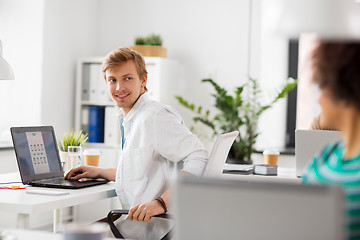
[
  {"left": 107, "top": 209, "right": 173, "bottom": 239},
  {"left": 108, "top": 209, "right": 172, "bottom": 220}
]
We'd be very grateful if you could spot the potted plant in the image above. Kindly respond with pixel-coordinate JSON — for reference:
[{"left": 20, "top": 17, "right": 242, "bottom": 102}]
[
  {"left": 175, "top": 77, "right": 298, "bottom": 164},
  {"left": 57, "top": 130, "right": 88, "bottom": 171},
  {"left": 130, "top": 34, "right": 167, "bottom": 57}
]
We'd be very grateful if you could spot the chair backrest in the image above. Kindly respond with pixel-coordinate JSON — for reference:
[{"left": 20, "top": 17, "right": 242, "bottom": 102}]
[{"left": 203, "top": 131, "right": 239, "bottom": 177}]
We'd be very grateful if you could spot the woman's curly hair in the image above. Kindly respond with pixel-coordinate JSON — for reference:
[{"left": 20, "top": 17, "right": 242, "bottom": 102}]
[{"left": 311, "top": 41, "right": 360, "bottom": 110}]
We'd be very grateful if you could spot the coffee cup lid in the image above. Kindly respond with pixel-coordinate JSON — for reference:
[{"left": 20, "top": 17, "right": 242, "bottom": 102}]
[
  {"left": 83, "top": 149, "right": 100, "bottom": 156},
  {"left": 263, "top": 149, "right": 279, "bottom": 155}
]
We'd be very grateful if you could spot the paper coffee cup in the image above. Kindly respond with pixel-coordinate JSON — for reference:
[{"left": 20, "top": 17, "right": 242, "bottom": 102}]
[
  {"left": 63, "top": 222, "right": 107, "bottom": 240},
  {"left": 263, "top": 149, "right": 280, "bottom": 166},
  {"left": 83, "top": 149, "right": 100, "bottom": 167}
]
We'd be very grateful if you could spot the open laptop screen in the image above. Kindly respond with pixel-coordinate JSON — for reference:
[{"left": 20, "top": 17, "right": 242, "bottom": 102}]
[
  {"left": 11, "top": 126, "right": 63, "bottom": 182},
  {"left": 295, "top": 130, "right": 342, "bottom": 177}
]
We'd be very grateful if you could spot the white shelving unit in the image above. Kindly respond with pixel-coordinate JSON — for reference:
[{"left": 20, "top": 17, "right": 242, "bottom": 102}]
[{"left": 143, "top": 57, "right": 178, "bottom": 104}]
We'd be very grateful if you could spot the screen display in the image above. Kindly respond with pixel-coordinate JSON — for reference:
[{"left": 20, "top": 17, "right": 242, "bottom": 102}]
[{"left": 13, "top": 130, "right": 61, "bottom": 176}]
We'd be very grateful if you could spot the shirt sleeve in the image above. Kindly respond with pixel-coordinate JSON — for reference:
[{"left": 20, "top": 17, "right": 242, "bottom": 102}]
[{"left": 155, "top": 106, "right": 208, "bottom": 176}]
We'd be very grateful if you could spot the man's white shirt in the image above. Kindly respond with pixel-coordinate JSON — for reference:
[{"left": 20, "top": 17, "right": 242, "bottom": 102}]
[{"left": 115, "top": 92, "right": 208, "bottom": 210}]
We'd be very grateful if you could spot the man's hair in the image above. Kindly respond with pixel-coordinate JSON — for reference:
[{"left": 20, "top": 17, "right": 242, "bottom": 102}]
[
  {"left": 102, "top": 47, "right": 148, "bottom": 90},
  {"left": 311, "top": 41, "right": 360, "bottom": 110}
]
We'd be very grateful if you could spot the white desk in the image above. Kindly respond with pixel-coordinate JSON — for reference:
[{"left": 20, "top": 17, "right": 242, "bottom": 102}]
[
  {"left": 0, "top": 172, "right": 117, "bottom": 233},
  {"left": 0, "top": 153, "right": 298, "bottom": 233},
  {"left": 222, "top": 153, "right": 301, "bottom": 184}
]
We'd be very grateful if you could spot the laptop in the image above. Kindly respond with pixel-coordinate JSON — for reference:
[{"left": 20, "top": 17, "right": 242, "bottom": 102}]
[
  {"left": 174, "top": 176, "right": 344, "bottom": 240},
  {"left": 295, "top": 129, "right": 342, "bottom": 177},
  {"left": 10, "top": 126, "right": 109, "bottom": 189}
]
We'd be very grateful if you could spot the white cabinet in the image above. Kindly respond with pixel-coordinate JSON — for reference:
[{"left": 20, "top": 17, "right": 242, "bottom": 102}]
[
  {"left": 74, "top": 57, "right": 178, "bottom": 149},
  {"left": 74, "top": 57, "right": 117, "bottom": 149},
  {"left": 144, "top": 57, "right": 178, "bottom": 104}
]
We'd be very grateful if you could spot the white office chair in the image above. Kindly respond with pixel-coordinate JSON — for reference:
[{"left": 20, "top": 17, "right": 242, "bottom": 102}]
[
  {"left": 203, "top": 131, "right": 239, "bottom": 177},
  {"left": 107, "top": 131, "right": 239, "bottom": 239}
]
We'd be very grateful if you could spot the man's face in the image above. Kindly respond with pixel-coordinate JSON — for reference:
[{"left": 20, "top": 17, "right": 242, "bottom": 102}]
[{"left": 105, "top": 60, "right": 147, "bottom": 115}]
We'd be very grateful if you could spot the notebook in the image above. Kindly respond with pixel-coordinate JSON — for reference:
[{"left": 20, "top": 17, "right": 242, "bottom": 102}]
[
  {"left": 295, "top": 129, "right": 342, "bottom": 177},
  {"left": 174, "top": 176, "right": 344, "bottom": 240},
  {"left": 10, "top": 126, "right": 109, "bottom": 189}
]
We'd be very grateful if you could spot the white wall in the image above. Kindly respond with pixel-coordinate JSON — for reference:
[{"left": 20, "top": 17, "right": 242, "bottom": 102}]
[
  {"left": 96, "top": 0, "right": 255, "bottom": 144},
  {"left": 0, "top": 0, "right": 44, "bottom": 145},
  {"left": 0, "top": 0, "right": 289, "bottom": 152},
  {"left": 41, "top": 0, "right": 100, "bottom": 136},
  {"left": 0, "top": 149, "right": 17, "bottom": 173},
  {"left": 0, "top": 0, "right": 101, "bottom": 169},
  {"left": 0, "top": 0, "right": 100, "bottom": 143},
  {"left": 256, "top": 0, "right": 290, "bottom": 149}
]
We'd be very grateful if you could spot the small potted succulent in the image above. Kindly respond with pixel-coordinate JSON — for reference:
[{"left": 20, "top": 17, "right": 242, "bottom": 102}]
[
  {"left": 57, "top": 130, "right": 88, "bottom": 171},
  {"left": 130, "top": 34, "right": 166, "bottom": 57}
]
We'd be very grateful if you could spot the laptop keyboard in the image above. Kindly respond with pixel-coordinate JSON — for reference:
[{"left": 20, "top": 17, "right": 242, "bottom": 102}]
[
  {"left": 32, "top": 177, "right": 70, "bottom": 185},
  {"left": 30, "top": 177, "right": 108, "bottom": 189}
]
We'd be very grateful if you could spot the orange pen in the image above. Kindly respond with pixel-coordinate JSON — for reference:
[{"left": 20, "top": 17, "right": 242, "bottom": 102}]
[{"left": 0, "top": 185, "right": 26, "bottom": 190}]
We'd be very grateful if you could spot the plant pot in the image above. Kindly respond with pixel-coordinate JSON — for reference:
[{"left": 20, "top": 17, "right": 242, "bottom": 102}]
[{"left": 129, "top": 45, "right": 167, "bottom": 57}]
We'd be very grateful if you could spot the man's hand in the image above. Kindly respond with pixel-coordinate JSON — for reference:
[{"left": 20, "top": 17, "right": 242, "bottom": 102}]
[
  {"left": 128, "top": 200, "right": 166, "bottom": 222},
  {"left": 64, "top": 165, "right": 102, "bottom": 180}
]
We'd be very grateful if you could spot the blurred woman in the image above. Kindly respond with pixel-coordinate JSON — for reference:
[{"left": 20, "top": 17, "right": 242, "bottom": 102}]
[{"left": 302, "top": 41, "right": 360, "bottom": 239}]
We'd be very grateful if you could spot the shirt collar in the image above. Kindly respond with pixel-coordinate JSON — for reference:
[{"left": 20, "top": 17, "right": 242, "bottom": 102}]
[{"left": 118, "top": 92, "right": 150, "bottom": 124}]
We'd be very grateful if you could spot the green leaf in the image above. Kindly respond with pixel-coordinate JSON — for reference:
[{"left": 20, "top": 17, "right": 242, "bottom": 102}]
[
  {"left": 57, "top": 129, "right": 88, "bottom": 152},
  {"left": 256, "top": 105, "right": 271, "bottom": 116},
  {"left": 175, "top": 96, "right": 197, "bottom": 111},
  {"left": 271, "top": 78, "right": 298, "bottom": 103},
  {"left": 202, "top": 79, "right": 227, "bottom": 97},
  {"left": 144, "top": 34, "right": 163, "bottom": 46},
  {"left": 135, "top": 37, "right": 146, "bottom": 45},
  {"left": 194, "top": 117, "right": 216, "bottom": 130}
]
